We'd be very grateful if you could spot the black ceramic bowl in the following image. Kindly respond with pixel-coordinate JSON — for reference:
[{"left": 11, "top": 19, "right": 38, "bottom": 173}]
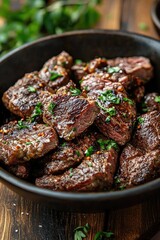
[
  {"left": 151, "top": 0, "right": 160, "bottom": 35},
  {"left": 0, "top": 30, "right": 160, "bottom": 212}
]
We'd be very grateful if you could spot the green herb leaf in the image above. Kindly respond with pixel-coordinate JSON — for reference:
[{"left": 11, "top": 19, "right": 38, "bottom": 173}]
[
  {"left": 155, "top": 96, "right": 160, "bottom": 103},
  {"left": 50, "top": 71, "right": 63, "bottom": 81},
  {"left": 123, "top": 97, "right": 134, "bottom": 105},
  {"left": 74, "top": 223, "right": 90, "bottom": 240},
  {"left": 137, "top": 117, "right": 145, "bottom": 124},
  {"left": 70, "top": 87, "right": 81, "bottom": 96},
  {"left": 98, "top": 90, "right": 121, "bottom": 105},
  {"left": 61, "top": 142, "right": 67, "bottom": 147},
  {"left": 75, "top": 150, "right": 80, "bottom": 157},
  {"left": 30, "top": 102, "right": 42, "bottom": 122},
  {"left": 17, "top": 120, "right": 28, "bottom": 130},
  {"left": 105, "top": 116, "right": 111, "bottom": 123},
  {"left": 48, "top": 102, "right": 56, "bottom": 114},
  {"left": 75, "top": 59, "right": 83, "bottom": 64},
  {"left": 26, "top": 142, "right": 32, "bottom": 145},
  {"left": 85, "top": 146, "right": 94, "bottom": 157},
  {"left": 107, "top": 66, "right": 120, "bottom": 74},
  {"left": 106, "top": 107, "right": 116, "bottom": 116},
  {"left": 27, "top": 86, "right": 37, "bottom": 93},
  {"left": 138, "top": 22, "right": 149, "bottom": 31},
  {"left": 69, "top": 168, "right": 73, "bottom": 178},
  {"left": 94, "top": 231, "right": 114, "bottom": 240},
  {"left": 97, "top": 139, "right": 119, "bottom": 151}
]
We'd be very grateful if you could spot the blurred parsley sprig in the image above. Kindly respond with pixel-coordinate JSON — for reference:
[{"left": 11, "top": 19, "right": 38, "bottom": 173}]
[{"left": 0, "top": 0, "right": 101, "bottom": 56}]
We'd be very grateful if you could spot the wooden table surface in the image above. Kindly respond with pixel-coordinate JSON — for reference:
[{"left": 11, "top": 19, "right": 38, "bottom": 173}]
[{"left": 0, "top": 0, "right": 160, "bottom": 239}]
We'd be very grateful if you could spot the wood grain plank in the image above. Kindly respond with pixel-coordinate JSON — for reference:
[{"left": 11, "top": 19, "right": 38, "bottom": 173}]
[
  {"left": 121, "top": 0, "right": 159, "bottom": 39},
  {"left": 96, "top": 0, "right": 122, "bottom": 29}
]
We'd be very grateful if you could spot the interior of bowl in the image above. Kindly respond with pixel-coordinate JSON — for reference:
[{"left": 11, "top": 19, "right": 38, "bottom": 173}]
[{"left": 0, "top": 30, "right": 160, "bottom": 211}]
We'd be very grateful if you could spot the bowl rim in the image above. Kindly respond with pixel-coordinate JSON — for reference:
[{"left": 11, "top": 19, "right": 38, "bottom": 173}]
[
  {"left": 0, "top": 29, "right": 160, "bottom": 203},
  {"left": 151, "top": 0, "right": 160, "bottom": 30}
]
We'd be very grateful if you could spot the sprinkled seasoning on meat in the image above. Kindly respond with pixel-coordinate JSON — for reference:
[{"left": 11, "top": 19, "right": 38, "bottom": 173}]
[
  {"left": 39, "top": 51, "right": 73, "bottom": 90},
  {"left": 42, "top": 93, "right": 99, "bottom": 140},
  {"left": 0, "top": 120, "right": 58, "bottom": 165},
  {"left": 119, "top": 111, "right": 160, "bottom": 188},
  {"left": 36, "top": 147, "right": 118, "bottom": 192},
  {"left": 81, "top": 75, "right": 136, "bottom": 145},
  {"left": 2, "top": 72, "right": 53, "bottom": 118},
  {"left": 44, "top": 130, "right": 99, "bottom": 174}
]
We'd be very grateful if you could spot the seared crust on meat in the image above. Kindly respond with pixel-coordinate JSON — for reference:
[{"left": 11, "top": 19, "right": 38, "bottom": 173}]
[
  {"left": 36, "top": 148, "right": 118, "bottom": 192},
  {"left": 119, "top": 111, "right": 160, "bottom": 188},
  {"left": 2, "top": 72, "right": 52, "bottom": 118},
  {"left": 44, "top": 131, "right": 99, "bottom": 174},
  {"left": 0, "top": 121, "right": 58, "bottom": 165},
  {"left": 42, "top": 92, "right": 99, "bottom": 140},
  {"left": 39, "top": 51, "right": 73, "bottom": 90},
  {"left": 107, "top": 56, "right": 153, "bottom": 82},
  {"left": 143, "top": 92, "right": 160, "bottom": 113},
  {"left": 81, "top": 75, "right": 136, "bottom": 145}
]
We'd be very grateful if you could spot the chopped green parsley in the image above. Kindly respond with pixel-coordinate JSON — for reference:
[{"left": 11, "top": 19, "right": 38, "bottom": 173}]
[
  {"left": 17, "top": 120, "right": 28, "bottom": 130},
  {"left": 70, "top": 87, "right": 81, "bottom": 96},
  {"left": 97, "top": 139, "right": 119, "bottom": 151},
  {"left": 50, "top": 71, "right": 63, "bottom": 81},
  {"left": 98, "top": 90, "right": 121, "bottom": 104},
  {"left": 107, "top": 66, "right": 120, "bottom": 74},
  {"left": 155, "top": 96, "right": 160, "bottom": 103},
  {"left": 85, "top": 146, "right": 94, "bottom": 157},
  {"left": 27, "top": 86, "right": 37, "bottom": 93},
  {"left": 123, "top": 97, "right": 134, "bottom": 105},
  {"left": 48, "top": 102, "right": 56, "bottom": 114}
]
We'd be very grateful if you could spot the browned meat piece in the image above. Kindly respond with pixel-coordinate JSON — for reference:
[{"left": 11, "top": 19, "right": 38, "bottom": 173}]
[
  {"left": 42, "top": 93, "right": 99, "bottom": 140},
  {"left": 81, "top": 75, "right": 136, "bottom": 145},
  {"left": 142, "top": 92, "right": 160, "bottom": 112},
  {"left": 39, "top": 65, "right": 70, "bottom": 91},
  {"left": 2, "top": 72, "right": 53, "bottom": 118},
  {"left": 72, "top": 58, "right": 108, "bottom": 83},
  {"left": 43, "top": 51, "right": 73, "bottom": 70},
  {"left": 87, "top": 58, "right": 108, "bottom": 73},
  {"left": 72, "top": 62, "right": 88, "bottom": 83},
  {"left": 107, "top": 56, "right": 153, "bottom": 82},
  {"left": 39, "top": 51, "right": 73, "bottom": 90},
  {"left": 118, "top": 144, "right": 160, "bottom": 187},
  {"left": 36, "top": 147, "right": 118, "bottom": 192},
  {"left": 119, "top": 111, "right": 160, "bottom": 188},
  {"left": 0, "top": 120, "right": 58, "bottom": 165},
  {"left": 7, "top": 163, "right": 30, "bottom": 179},
  {"left": 56, "top": 80, "right": 76, "bottom": 96},
  {"left": 132, "top": 111, "right": 160, "bottom": 151},
  {"left": 44, "top": 131, "right": 98, "bottom": 174},
  {"left": 132, "top": 85, "right": 145, "bottom": 103}
]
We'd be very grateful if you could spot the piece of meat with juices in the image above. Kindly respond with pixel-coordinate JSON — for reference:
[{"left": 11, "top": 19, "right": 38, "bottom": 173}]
[
  {"left": 2, "top": 72, "right": 53, "bottom": 118},
  {"left": 142, "top": 92, "right": 160, "bottom": 113},
  {"left": 39, "top": 51, "right": 73, "bottom": 91},
  {"left": 41, "top": 92, "right": 99, "bottom": 140},
  {"left": 44, "top": 130, "right": 101, "bottom": 175},
  {"left": 0, "top": 120, "right": 58, "bottom": 165},
  {"left": 81, "top": 74, "right": 136, "bottom": 145},
  {"left": 36, "top": 145, "right": 118, "bottom": 192},
  {"left": 118, "top": 110, "right": 160, "bottom": 188}
]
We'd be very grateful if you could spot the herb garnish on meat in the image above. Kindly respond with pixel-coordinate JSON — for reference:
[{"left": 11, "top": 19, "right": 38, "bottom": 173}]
[
  {"left": 27, "top": 86, "right": 37, "bottom": 93},
  {"left": 98, "top": 90, "right": 121, "bottom": 104},
  {"left": 17, "top": 120, "right": 28, "bottom": 130},
  {"left": 107, "top": 66, "right": 120, "bottom": 74},
  {"left": 85, "top": 146, "right": 94, "bottom": 156},
  {"left": 70, "top": 87, "right": 81, "bottom": 96},
  {"left": 50, "top": 71, "right": 63, "bottom": 81},
  {"left": 48, "top": 102, "right": 56, "bottom": 114},
  {"left": 97, "top": 139, "right": 119, "bottom": 151},
  {"left": 155, "top": 96, "right": 160, "bottom": 103}
]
